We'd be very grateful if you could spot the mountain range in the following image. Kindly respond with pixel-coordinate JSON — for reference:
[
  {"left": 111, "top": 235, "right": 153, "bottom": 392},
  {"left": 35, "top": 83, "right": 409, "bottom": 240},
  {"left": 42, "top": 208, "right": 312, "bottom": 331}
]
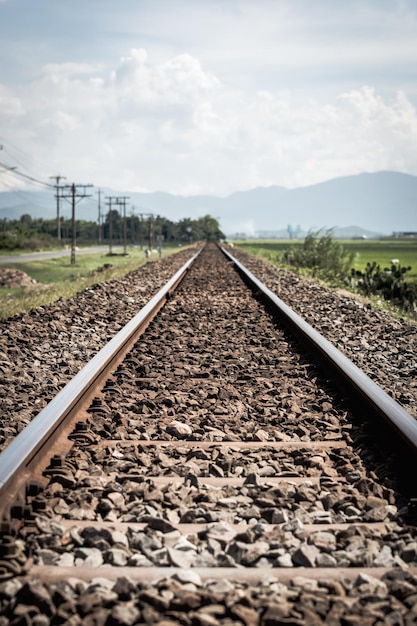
[{"left": 0, "top": 171, "right": 416, "bottom": 238}]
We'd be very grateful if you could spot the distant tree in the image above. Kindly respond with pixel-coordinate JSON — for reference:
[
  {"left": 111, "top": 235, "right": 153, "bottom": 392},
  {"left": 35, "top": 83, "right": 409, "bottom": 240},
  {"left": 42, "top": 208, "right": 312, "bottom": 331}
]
[
  {"left": 19, "top": 214, "right": 33, "bottom": 227},
  {"left": 177, "top": 218, "right": 195, "bottom": 243},
  {"left": 0, "top": 210, "right": 225, "bottom": 249},
  {"left": 178, "top": 215, "right": 224, "bottom": 242},
  {"left": 198, "top": 215, "right": 225, "bottom": 241}
]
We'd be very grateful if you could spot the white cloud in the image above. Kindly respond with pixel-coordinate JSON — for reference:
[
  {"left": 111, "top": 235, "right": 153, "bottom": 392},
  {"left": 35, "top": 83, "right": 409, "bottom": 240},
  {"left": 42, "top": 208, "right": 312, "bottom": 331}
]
[
  {"left": 0, "top": 84, "right": 24, "bottom": 116},
  {"left": 0, "top": 50, "right": 416, "bottom": 196},
  {"left": 111, "top": 49, "right": 220, "bottom": 107}
]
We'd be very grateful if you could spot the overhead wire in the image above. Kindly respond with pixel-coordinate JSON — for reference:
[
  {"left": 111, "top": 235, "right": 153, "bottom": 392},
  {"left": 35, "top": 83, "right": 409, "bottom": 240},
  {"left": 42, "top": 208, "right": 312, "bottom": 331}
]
[
  {"left": 0, "top": 135, "right": 57, "bottom": 180},
  {"left": 0, "top": 161, "right": 54, "bottom": 189},
  {"left": 0, "top": 139, "right": 100, "bottom": 220},
  {"left": 0, "top": 137, "right": 67, "bottom": 192},
  {"left": 0, "top": 177, "right": 54, "bottom": 212},
  {"left": 0, "top": 148, "right": 63, "bottom": 215}
]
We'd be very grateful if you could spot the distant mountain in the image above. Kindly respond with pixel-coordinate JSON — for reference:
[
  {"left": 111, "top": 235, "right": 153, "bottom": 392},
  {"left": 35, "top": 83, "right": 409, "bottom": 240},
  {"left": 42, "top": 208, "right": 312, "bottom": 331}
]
[{"left": 0, "top": 171, "right": 416, "bottom": 237}]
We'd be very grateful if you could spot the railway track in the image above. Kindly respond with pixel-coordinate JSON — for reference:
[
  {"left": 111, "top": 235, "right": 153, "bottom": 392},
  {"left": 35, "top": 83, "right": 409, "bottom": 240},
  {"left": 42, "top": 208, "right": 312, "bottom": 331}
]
[{"left": 1, "top": 243, "right": 417, "bottom": 624}]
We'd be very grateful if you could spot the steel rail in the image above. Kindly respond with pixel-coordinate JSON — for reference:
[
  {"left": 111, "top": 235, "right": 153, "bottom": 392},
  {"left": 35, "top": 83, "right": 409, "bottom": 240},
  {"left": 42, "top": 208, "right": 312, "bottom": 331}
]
[
  {"left": 0, "top": 243, "right": 415, "bottom": 591},
  {"left": 221, "top": 246, "right": 417, "bottom": 458},
  {"left": 29, "top": 565, "right": 417, "bottom": 584},
  {"left": 0, "top": 249, "right": 201, "bottom": 508}
]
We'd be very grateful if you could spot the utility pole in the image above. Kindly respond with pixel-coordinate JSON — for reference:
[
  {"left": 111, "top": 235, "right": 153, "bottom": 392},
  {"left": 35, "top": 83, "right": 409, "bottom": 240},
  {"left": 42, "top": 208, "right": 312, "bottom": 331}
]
[
  {"left": 105, "top": 196, "right": 130, "bottom": 255},
  {"left": 96, "top": 189, "right": 102, "bottom": 244},
  {"left": 137, "top": 211, "right": 144, "bottom": 249},
  {"left": 105, "top": 196, "right": 118, "bottom": 255},
  {"left": 50, "top": 175, "right": 66, "bottom": 241},
  {"left": 114, "top": 196, "right": 130, "bottom": 255},
  {"left": 130, "top": 206, "right": 136, "bottom": 245},
  {"left": 137, "top": 213, "right": 154, "bottom": 251},
  {"left": 148, "top": 216, "right": 153, "bottom": 251},
  {"left": 61, "top": 183, "right": 93, "bottom": 265}
]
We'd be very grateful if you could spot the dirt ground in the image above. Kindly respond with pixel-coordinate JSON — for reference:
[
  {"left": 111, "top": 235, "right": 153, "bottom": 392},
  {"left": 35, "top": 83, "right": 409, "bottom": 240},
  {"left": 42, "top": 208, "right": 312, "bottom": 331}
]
[{"left": 0, "top": 268, "right": 42, "bottom": 288}]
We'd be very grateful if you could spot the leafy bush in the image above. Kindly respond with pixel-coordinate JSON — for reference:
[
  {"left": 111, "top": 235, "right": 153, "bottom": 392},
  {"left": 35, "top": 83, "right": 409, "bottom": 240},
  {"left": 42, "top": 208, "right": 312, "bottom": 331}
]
[
  {"left": 349, "top": 261, "right": 417, "bottom": 316},
  {"left": 281, "top": 230, "right": 355, "bottom": 281},
  {"left": 0, "top": 231, "right": 56, "bottom": 250}
]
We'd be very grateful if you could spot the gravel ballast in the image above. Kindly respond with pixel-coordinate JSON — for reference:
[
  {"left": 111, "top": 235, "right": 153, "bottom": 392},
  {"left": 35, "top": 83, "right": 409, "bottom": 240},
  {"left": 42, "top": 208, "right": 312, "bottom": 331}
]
[{"left": 1, "top": 244, "right": 417, "bottom": 624}]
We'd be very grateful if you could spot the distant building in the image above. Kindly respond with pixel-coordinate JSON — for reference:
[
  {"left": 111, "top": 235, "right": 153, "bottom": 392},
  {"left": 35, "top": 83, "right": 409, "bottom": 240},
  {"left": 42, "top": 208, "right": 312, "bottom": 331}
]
[{"left": 392, "top": 231, "right": 417, "bottom": 238}]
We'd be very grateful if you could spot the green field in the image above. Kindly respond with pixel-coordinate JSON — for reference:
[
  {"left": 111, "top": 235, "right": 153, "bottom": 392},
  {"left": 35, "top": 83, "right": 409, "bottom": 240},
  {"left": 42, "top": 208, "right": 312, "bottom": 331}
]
[
  {"left": 0, "top": 245, "right": 183, "bottom": 319},
  {"left": 236, "top": 239, "right": 417, "bottom": 282}
]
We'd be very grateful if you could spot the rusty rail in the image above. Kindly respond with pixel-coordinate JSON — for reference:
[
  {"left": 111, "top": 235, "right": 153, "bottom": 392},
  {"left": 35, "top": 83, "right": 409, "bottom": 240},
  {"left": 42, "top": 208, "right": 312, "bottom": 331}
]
[
  {"left": 221, "top": 246, "right": 417, "bottom": 461},
  {"left": 0, "top": 242, "right": 416, "bottom": 592},
  {"left": 0, "top": 249, "right": 201, "bottom": 512}
]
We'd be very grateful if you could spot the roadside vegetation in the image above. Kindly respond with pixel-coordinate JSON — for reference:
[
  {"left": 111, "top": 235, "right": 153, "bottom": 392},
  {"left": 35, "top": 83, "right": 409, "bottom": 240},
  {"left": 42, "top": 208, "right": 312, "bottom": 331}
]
[
  {"left": 236, "top": 232, "right": 417, "bottom": 320},
  {"left": 280, "top": 231, "right": 355, "bottom": 281},
  {"left": 0, "top": 212, "right": 224, "bottom": 250},
  {"left": 0, "top": 211, "right": 224, "bottom": 319},
  {"left": 0, "top": 245, "right": 191, "bottom": 319}
]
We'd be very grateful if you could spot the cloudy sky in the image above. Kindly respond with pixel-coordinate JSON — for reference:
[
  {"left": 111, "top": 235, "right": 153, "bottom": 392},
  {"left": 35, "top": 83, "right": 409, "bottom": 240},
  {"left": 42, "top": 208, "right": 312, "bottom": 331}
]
[{"left": 0, "top": 0, "right": 416, "bottom": 197}]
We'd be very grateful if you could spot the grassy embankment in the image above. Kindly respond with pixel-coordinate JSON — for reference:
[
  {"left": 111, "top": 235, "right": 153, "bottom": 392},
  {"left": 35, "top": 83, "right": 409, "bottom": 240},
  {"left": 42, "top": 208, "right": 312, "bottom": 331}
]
[
  {"left": 235, "top": 239, "right": 417, "bottom": 320},
  {"left": 236, "top": 239, "right": 417, "bottom": 281},
  {"left": 0, "top": 246, "right": 184, "bottom": 319}
]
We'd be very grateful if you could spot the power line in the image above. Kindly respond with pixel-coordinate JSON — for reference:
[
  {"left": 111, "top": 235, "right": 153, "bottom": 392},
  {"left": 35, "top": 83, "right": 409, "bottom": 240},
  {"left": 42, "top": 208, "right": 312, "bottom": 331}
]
[
  {"left": 0, "top": 160, "right": 54, "bottom": 189},
  {"left": 0, "top": 136, "right": 59, "bottom": 180},
  {"left": 0, "top": 162, "right": 17, "bottom": 174},
  {"left": 0, "top": 179, "right": 50, "bottom": 211}
]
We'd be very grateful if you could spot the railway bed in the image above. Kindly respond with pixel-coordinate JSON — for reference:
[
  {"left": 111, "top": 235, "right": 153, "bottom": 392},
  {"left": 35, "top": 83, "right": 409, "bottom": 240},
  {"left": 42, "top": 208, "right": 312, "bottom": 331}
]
[{"left": 1, "top": 244, "right": 417, "bottom": 624}]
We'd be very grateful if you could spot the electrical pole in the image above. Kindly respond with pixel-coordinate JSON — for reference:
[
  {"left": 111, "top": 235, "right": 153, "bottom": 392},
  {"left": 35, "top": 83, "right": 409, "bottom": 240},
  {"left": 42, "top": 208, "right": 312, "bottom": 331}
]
[
  {"left": 130, "top": 206, "right": 136, "bottom": 245},
  {"left": 61, "top": 183, "right": 93, "bottom": 265},
  {"left": 137, "top": 213, "right": 154, "bottom": 252},
  {"left": 138, "top": 212, "right": 144, "bottom": 249},
  {"left": 114, "top": 197, "right": 130, "bottom": 255},
  {"left": 50, "top": 175, "right": 66, "bottom": 241},
  {"left": 106, "top": 196, "right": 130, "bottom": 255},
  {"left": 148, "top": 216, "right": 153, "bottom": 251},
  {"left": 105, "top": 196, "right": 117, "bottom": 255},
  {"left": 96, "top": 189, "right": 102, "bottom": 244}
]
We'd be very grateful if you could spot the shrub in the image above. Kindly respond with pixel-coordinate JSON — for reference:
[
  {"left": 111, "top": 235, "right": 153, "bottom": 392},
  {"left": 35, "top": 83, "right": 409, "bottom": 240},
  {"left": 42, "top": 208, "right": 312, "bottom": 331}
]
[
  {"left": 281, "top": 230, "right": 355, "bottom": 281},
  {"left": 349, "top": 261, "right": 417, "bottom": 316},
  {"left": 0, "top": 231, "right": 56, "bottom": 251}
]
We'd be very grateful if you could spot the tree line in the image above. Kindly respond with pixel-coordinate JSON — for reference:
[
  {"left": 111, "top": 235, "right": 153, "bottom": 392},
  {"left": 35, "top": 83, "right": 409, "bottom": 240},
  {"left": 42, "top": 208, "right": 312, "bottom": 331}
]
[{"left": 0, "top": 211, "right": 225, "bottom": 250}]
